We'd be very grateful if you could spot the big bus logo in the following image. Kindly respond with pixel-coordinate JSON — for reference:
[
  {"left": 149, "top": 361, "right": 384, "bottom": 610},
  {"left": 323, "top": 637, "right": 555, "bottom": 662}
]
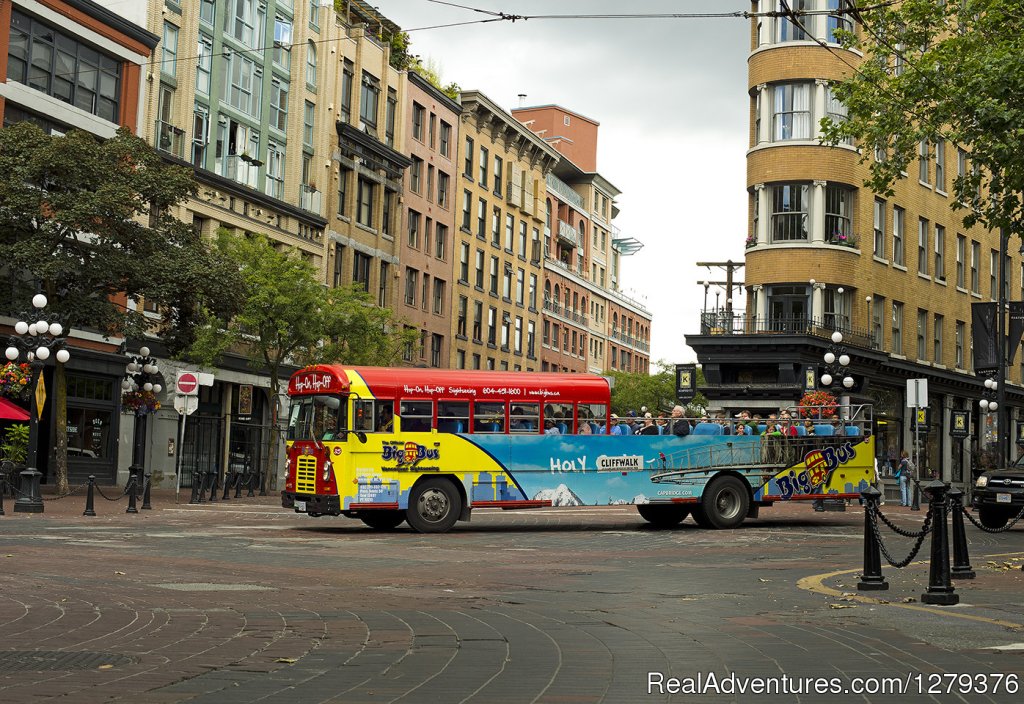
[
  {"left": 381, "top": 441, "right": 440, "bottom": 465},
  {"left": 775, "top": 442, "right": 856, "bottom": 500}
]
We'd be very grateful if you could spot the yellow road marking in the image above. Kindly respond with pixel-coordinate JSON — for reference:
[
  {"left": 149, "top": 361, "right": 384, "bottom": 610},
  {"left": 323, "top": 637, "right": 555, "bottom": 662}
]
[{"left": 798, "top": 553, "right": 1024, "bottom": 631}]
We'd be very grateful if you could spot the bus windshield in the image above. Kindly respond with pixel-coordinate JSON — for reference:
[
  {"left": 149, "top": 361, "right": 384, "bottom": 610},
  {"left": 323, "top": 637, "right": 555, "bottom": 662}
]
[{"left": 288, "top": 395, "right": 347, "bottom": 441}]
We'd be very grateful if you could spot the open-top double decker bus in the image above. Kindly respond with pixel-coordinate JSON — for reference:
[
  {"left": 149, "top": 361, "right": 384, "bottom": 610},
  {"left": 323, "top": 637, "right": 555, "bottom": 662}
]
[{"left": 281, "top": 366, "right": 875, "bottom": 532}]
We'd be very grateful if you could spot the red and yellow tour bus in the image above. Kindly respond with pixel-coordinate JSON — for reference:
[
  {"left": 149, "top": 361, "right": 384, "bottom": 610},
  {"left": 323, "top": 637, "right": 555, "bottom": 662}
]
[{"left": 282, "top": 366, "right": 875, "bottom": 532}]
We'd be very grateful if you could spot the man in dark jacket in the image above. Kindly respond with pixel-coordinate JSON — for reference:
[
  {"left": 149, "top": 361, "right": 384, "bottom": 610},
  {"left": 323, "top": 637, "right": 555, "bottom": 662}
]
[{"left": 670, "top": 405, "right": 690, "bottom": 436}]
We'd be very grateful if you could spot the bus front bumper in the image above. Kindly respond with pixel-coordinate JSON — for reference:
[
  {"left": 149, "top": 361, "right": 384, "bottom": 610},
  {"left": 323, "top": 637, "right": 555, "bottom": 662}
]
[{"left": 281, "top": 491, "right": 342, "bottom": 516}]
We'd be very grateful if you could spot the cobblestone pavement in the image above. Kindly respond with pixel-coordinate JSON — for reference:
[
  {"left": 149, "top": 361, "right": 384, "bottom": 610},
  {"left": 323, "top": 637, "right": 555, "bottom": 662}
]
[{"left": 0, "top": 489, "right": 1022, "bottom": 703}]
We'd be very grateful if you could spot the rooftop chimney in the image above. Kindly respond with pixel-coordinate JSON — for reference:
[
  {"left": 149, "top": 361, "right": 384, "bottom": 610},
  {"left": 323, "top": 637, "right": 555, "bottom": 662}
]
[{"left": 518, "top": 93, "right": 527, "bottom": 108}]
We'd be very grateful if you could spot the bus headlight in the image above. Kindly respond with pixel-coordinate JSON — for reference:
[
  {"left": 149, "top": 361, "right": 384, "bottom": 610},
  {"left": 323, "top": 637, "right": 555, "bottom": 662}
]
[
  {"left": 322, "top": 459, "right": 333, "bottom": 481},
  {"left": 975, "top": 475, "right": 988, "bottom": 488}
]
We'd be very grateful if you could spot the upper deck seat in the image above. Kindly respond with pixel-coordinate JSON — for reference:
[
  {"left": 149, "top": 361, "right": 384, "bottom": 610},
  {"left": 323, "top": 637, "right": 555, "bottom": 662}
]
[
  {"left": 692, "top": 422, "right": 722, "bottom": 436},
  {"left": 814, "top": 424, "right": 834, "bottom": 436}
]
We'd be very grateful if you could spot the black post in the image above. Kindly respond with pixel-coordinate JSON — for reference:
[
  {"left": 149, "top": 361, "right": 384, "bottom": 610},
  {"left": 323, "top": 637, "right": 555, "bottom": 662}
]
[
  {"left": 234, "top": 470, "right": 244, "bottom": 499},
  {"left": 190, "top": 468, "right": 203, "bottom": 504},
  {"left": 857, "top": 486, "right": 889, "bottom": 591},
  {"left": 920, "top": 480, "right": 958, "bottom": 605},
  {"left": 83, "top": 475, "right": 96, "bottom": 516},
  {"left": 142, "top": 472, "right": 152, "bottom": 510},
  {"left": 247, "top": 469, "right": 256, "bottom": 497},
  {"left": 14, "top": 363, "right": 44, "bottom": 514},
  {"left": 126, "top": 466, "right": 138, "bottom": 514},
  {"left": 911, "top": 478, "right": 921, "bottom": 511},
  {"left": 208, "top": 465, "right": 219, "bottom": 502},
  {"left": 222, "top": 470, "right": 233, "bottom": 500},
  {"left": 948, "top": 487, "right": 976, "bottom": 579}
]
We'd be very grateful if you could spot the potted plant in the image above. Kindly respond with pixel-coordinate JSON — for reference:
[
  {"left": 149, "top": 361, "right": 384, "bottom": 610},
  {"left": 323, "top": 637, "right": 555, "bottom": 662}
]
[
  {"left": 0, "top": 362, "right": 32, "bottom": 401},
  {"left": 798, "top": 390, "right": 838, "bottom": 419},
  {"left": 121, "top": 389, "right": 161, "bottom": 416},
  {"left": 1, "top": 423, "right": 29, "bottom": 494}
]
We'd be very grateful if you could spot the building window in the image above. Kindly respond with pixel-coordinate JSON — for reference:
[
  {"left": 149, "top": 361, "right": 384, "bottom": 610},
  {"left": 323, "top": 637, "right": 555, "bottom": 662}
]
[
  {"left": 273, "top": 16, "right": 292, "bottom": 69},
  {"left": 873, "top": 199, "right": 885, "bottom": 258},
  {"left": 385, "top": 88, "right": 397, "bottom": 148},
  {"left": 309, "top": 0, "right": 320, "bottom": 28},
  {"left": 162, "top": 22, "right": 179, "bottom": 77},
  {"left": 971, "top": 241, "right": 980, "bottom": 293},
  {"left": 359, "top": 72, "right": 379, "bottom": 131},
  {"left": 475, "top": 249, "right": 484, "bottom": 288},
  {"left": 479, "top": 147, "right": 489, "bottom": 185},
  {"left": 956, "top": 234, "right": 966, "bottom": 288},
  {"left": 871, "top": 295, "right": 885, "bottom": 349},
  {"left": 435, "top": 224, "right": 448, "bottom": 260},
  {"left": 461, "top": 190, "right": 472, "bottom": 231},
  {"left": 933, "top": 314, "right": 944, "bottom": 363},
  {"left": 504, "top": 214, "right": 514, "bottom": 250},
  {"left": 332, "top": 244, "right": 345, "bottom": 287},
  {"left": 893, "top": 206, "right": 905, "bottom": 266},
  {"left": 269, "top": 80, "right": 289, "bottom": 131},
  {"left": 935, "top": 137, "right": 946, "bottom": 191},
  {"left": 955, "top": 321, "right": 965, "bottom": 368},
  {"left": 457, "top": 296, "right": 467, "bottom": 337},
  {"left": 825, "top": 185, "right": 852, "bottom": 244},
  {"left": 771, "top": 83, "right": 811, "bottom": 141},
  {"left": 433, "top": 279, "right": 445, "bottom": 315},
  {"left": 340, "top": 60, "right": 353, "bottom": 123},
  {"left": 916, "top": 309, "right": 928, "bottom": 360},
  {"left": 472, "top": 301, "right": 483, "bottom": 341},
  {"left": 892, "top": 301, "right": 903, "bottom": 355},
  {"left": 529, "top": 274, "right": 537, "bottom": 309},
  {"left": 487, "top": 307, "right": 497, "bottom": 345},
  {"left": 917, "top": 218, "right": 929, "bottom": 275},
  {"left": 305, "top": 41, "right": 317, "bottom": 88},
  {"left": 353, "top": 252, "right": 371, "bottom": 291},
  {"left": 412, "top": 102, "right": 425, "bottom": 141},
  {"left": 196, "top": 35, "right": 213, "bottom": 95},
  {"left": 514, "top": 317, "right": 523, "bottom": 354},
  {"left": 527, "top": 320, "right": 536, "bottom": 357},
  {"left": 502, "top": 265, "right": 512, "bottom": 300},
  {"left": 379, "top": 262, "right": 389, "bottom": 307},
  {"left": 489, "top": 256, "right": 499, "bottom": 295},
  {"left": 825, "top": 0, "right": 853, "bottom": 41},
  {"left": 770, "top": 184, "right": 808, "bottom": 242},
  {"left": 7, "top": 10, "right": 123, "bottom": 122},
  {"left": 477, "top": 198, "right": 487, "bottom": 239},
  {"left": 774, "top": 0, "right": 809, "bottom": 41},
  {"left": 200, "top": 0, "right": 215, "bottom": 25},
  {"left": 918, "top": 139, "right": 929, "bottom": 183},
  {"left": 437, "top": 172, "right": 449, "bottom": 208},
  {"left": 404, "top": 267, "right": 418, "bottom": 306},
  {"left": 494, "top": 156, "right": 503, "bottom": 194},
  {"left": 224, "top": 51, "right": 262, "bottom": 117},
  {"left": 421, "top": 274, "right": 430, "bottom": 311},
  {"left": 458, "top": 243, "right": 470, "bottom": 282},
  {"left": 934, "top": 225, "right": 945, "bottom": 281},
  {"left": 408, "top": 210, "right": 420, "bottom": 249},
  {"left": 440, "top": 121, "right": 451, "bottom": 157},
  {"left": 516, "top": 268, "right": 525, "bottom": 305},
  {"left": 464, "top": 136, "right": 474, "bottom": 178},
  {"left": 825, "top": 85, "right": 851, "bottom": 145},
  {"left": 430, "top": 334, "right": 442, "bottom": 367},
  {"left": 410, "top": 157, "right": 423, "bottom": 193},
  {"left": 990, "top": 249, "right": 999, "bottom": 299},
  {"left": 265, "top": 143, "right": 284, "bottom": 199},
  {"left": 357, "top": 177, "right": 374, "bottom": 228},
  {"left": 192, "top": 105, "right": 209, "bottom": 166},
  {"left": 226, "top": 0, "right": 262, "bottom": 48}
]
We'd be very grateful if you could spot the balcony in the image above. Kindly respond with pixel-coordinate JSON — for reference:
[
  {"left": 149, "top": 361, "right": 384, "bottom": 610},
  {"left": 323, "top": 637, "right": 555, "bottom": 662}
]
[
  {"left": 300, "top": 184, "right": 322, "bottom": 214},
  {"left": 609, "top": 329, "right": 650, "bottom": 353},
  {"left": 546, "top": 173, "right": 584, "bottom": 210},
  {"left": 155, "top": 120, "right": 186, "bottom": 159},
  {"left": 219, "top": 154, "right": 260, "bottom": 189},
  {"left": 557, "top": 220, "right": 579, "bottom": 248},
  {"left": 697, "top": 311, "right": 879, "bottom": 350}
]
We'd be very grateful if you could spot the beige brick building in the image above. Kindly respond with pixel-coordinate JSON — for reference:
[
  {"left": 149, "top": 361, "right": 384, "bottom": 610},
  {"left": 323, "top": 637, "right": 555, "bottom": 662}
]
[{"left": 689, "top": 1, "right": 1023, "bottom": 484}]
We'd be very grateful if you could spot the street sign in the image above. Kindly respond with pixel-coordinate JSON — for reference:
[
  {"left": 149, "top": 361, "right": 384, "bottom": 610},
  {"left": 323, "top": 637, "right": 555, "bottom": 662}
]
[
  {"left": 912, "top": 408, "right": 930, "bottom": 433},
  {"left": 34, "top": 373, "right": 46, "bottom": 418},
  {"left": 173, "top": 395, "right": 198, "bottom": 416},
  {"left": 906, "top": 378, "right": 928, "bottom": 408},
  {"left": 176, "top": 371, "right": 199, "bottom": 396}
]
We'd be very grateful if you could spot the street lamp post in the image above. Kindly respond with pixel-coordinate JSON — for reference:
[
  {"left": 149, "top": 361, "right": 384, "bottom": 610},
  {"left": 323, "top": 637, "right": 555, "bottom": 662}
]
[
  {"left": 5, "top": 294, "right": 70, "bottom": 513},
  {"left": 122, "top": 346, "right": 162, "bottom": 505}
]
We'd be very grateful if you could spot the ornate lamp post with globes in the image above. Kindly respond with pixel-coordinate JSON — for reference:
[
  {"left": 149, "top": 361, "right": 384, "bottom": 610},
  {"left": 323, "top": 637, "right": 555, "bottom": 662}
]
[
  {"left": 4, "top": 294, "right": 70, "bottom": 513},
  {"left": 122, "top": 346, "right": 162, "bottom": 504}
]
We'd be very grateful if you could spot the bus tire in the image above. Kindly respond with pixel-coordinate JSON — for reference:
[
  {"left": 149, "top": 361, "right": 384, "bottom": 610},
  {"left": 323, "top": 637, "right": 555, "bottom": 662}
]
[
  {"left": 637, "top": 504, "right": 689, "bottom": 528},
  {"left": 359, "top": 510, "right": 406, "bottom": 530},
  {"left": 698, "top": 475, "right": 750, "bottom": 529},
  {"left": 407, "top": 478, "right": 462, "bottom": 533},
  {"left": 691, "top": 505, "right": 713, "bottom": 529}
]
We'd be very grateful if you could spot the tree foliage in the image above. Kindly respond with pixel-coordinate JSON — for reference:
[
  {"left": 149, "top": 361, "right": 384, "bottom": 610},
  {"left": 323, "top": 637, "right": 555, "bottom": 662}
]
[
  {"left": 608, "top": 361, "right": 707, "bottom": 416},
  {"left": 0, "top": 123, "right": 242, "bottom": 351},
  {"left": 822, "top": 1, "right": 1024, "bottom": 238}
]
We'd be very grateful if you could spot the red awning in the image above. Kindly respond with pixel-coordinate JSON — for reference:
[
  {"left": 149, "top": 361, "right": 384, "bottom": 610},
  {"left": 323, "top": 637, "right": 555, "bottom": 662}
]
[{"left": 0, "top": 397, "right": 30, "bottom": 422}]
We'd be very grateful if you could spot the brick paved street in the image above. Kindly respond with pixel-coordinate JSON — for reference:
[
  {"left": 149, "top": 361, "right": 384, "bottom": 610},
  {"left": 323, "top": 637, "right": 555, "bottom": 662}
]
[{"left": 0, "top": 489, "right": 1022, "bottom": 703}]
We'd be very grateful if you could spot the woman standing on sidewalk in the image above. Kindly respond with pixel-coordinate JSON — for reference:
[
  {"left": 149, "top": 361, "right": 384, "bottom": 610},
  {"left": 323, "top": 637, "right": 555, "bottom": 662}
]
[{"left": 896, "top": 450, "right": 914, "bottom": 507}]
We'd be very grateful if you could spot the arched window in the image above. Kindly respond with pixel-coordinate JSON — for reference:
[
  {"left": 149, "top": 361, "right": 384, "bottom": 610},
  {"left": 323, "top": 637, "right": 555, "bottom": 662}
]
[
  {"left": 306, "top": 41, "right": 317, "bottom": 88},
  {"left": 580, "top": 296, "right": 587, "bottom": 317},
  {"left": 572, "top": 291, "right": 578, "bottom": 313},
  {"left": 612, "top": 312, "right": 618, "bottom": 332},
  {"left": 544, "top": 280, "right": 551, "bottom": 303},
  {"left": 545, "top": 199, "right": 552, "bottom": 229},
  {"left": 553, "top": 285, "right": 561, "bottom": 307}
]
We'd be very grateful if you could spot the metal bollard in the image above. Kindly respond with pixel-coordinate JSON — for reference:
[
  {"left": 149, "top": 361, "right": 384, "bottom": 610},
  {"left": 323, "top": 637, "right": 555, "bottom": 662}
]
[
  {"left": 247, "top": 471, "right": 256, "bottom": 497},
  {"left": 188, "top": 468, "right": 201, "bottom": 504},
  {"left": 911, "top": 480, "right": 921, "bottom": 511},
  {"left": 142, "top": 473, "right": 152, "bottom": 510},
  {"left": 126, "top": 467, "right": 139, "bottom": 514},
  {"left": 208, "top": 468, "right": 219, "bottom": 502},
  {"left": 920, "top": 480, "right": 958, "bottom": 605},
  {"left": 234, "top": 471, "right": 244, "bottom": 499},
  {"left": 222, "top": 471, "right": 233, "bottom": 500},
  {"left": 948, "top": 488, "right": 976, "bottom": 579},
  {"left": 83, "top": 475, "right": 97, "bottom": 516},
  {"left": 857, "top": 486, "right": 889, "bottom": 591}
]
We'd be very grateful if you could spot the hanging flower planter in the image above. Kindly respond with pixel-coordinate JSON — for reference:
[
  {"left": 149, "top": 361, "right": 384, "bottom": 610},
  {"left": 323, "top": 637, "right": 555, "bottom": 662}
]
[
  {"left": 0, "top": 363, "right": 32, "bottom": 401},
  {"left": 121, "top": 389, "right": 161, "bottom": 416},
  {"left": 798, "top": 390, "right": 838, "bottom": 419}
]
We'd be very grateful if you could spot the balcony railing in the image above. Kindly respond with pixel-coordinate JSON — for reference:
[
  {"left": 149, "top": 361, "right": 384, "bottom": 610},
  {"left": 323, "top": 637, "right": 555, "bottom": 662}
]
[
  {"left": 557, "top": 220, "right": 579, "bottom": 248},
  {"left": 698, "top": 312, "right": 879, "bottom": 350},
  {"left": 546, "top": 173, "right": 584, "bottom": 210},
  {"left": 609, "top": 329, "right": 650, "bottom": 353},
  {"left": 300, "top": 184, "right": 322, "bottom": 214},
  {"left": 155, "top": 120, "right": 186, "bottom": 159},
  {"left": 219, "top": 155, "right": 260, "bottom": 189}
]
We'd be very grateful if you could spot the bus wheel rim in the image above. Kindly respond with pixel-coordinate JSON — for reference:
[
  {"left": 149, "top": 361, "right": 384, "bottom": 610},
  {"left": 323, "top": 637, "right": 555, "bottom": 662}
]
[
  {"left": 418, "top": 489, "right": 450, "bottom": 522},
  {"left": 717, "top": 488, "right": 739, "bottom": 520}
]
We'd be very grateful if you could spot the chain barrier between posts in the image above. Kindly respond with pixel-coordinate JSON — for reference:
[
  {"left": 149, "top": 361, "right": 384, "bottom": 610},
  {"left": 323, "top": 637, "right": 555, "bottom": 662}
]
[
  {"left": 956, "top": 498, "right": 1024, "bottom": 534},
  {"left": 867, "top": 501, "right": 933, "bottom": 568}
]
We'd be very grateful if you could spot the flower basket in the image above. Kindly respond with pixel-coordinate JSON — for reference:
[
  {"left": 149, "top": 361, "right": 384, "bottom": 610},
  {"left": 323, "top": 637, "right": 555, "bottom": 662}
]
[
  {"left": 798, "top": 390, "right": 837, "bottom": 419},
  {"left": 0, "top": 363, "right": 32, "bottom": 401},
  {"left": 121, "top": 390, "right": 161, "bottom": 416}
]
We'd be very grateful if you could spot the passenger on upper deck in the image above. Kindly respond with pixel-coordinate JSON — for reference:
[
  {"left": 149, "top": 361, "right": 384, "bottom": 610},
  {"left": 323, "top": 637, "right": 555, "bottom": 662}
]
[{"left": 670, "top": 406, "right": 690, "bottom": 437}]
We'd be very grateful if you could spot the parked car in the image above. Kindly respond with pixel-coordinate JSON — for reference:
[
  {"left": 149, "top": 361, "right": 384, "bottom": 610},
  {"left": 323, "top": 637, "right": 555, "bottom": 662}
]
[{"left": 972, "top": 456, "right": 1024, "bottom": 529}]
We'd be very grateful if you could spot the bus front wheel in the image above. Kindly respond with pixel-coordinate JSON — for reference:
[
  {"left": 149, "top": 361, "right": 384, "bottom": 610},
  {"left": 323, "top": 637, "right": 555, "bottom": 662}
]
[
  {"left": 407, "top": 478, "right": 462, "bottom": 533},
  {"left": 696, "top": 475, "right": 750, "bottom": 529},
  {"left": 359, "top": 510, "right": 406, "bottom": 530},
  {"left": 637, "top": 504, "right": 690, "bottom": 528}
]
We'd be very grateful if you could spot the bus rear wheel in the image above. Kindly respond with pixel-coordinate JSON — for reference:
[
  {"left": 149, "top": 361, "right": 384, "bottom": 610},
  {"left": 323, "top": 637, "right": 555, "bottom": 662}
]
[
  {"left": 637, "top": 504, "right": 690, "bottom": 528},
  {"left": 696, "top": 475, "right": 749, "bottom": 529},
  {"left": 359, "top": 510, "right": 406, "bottom": 530},
  {"left": 407, "top": 478, "right": 462, "bottom": 533}
]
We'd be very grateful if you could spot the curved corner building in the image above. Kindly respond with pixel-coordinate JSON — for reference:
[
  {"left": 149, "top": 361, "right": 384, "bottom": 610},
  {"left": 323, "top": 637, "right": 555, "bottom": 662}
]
[{"left": 688, "top": 1, "right": 1020, "bottom": 483}]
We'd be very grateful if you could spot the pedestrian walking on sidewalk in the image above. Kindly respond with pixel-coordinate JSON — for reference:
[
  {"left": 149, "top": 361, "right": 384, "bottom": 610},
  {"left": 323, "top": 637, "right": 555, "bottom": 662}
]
[{"left": 896, "top": 450, "right": 914, "bottom": 506}]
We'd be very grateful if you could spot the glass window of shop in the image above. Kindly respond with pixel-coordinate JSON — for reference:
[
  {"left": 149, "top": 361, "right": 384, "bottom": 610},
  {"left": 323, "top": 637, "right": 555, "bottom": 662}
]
[
  {"left": 868, "top": 385, "right": 903, "bottom": 477},
  {"left": 66, "top": 373, "right": 117, "bottom": 480}
]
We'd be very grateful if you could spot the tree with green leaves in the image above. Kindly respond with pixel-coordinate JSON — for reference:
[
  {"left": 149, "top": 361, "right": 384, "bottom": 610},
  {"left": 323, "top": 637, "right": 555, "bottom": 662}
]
[
  {"left": 190, "top": 231, "right": 417, "bottom": 491},
  {"left": 0, "top": 123, "right": 242, "bottom": 492},
  {"left": 822, "top": 1, "right": 1024, "bottom": 242},
  {"left": 608, "top": 361, "right": 707, "bottom": 417}
]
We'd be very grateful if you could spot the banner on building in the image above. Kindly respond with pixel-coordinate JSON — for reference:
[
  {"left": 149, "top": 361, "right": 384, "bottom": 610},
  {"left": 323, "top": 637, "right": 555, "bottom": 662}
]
[
  {"left": 971, "top": 302, "right": 998, "bottom": 375},
  {"left": 675, "top": 364, "right": 696, "bottom": 403},
  {"left": 1008, "top": 302, "right": 1024, "bottom": 365},
  {"left": 950, "top": 410, "right": 970, "bottom": 439}
]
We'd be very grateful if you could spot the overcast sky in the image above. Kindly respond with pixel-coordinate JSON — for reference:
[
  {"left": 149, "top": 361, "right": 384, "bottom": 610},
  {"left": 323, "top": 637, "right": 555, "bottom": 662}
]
[{"left": 383, "top": 0, "right": 751, "bottom": 367}]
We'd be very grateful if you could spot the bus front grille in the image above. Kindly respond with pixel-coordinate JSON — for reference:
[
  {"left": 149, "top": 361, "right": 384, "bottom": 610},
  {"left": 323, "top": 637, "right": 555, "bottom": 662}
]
[{"left": 296, "top": 456, "right": 317, "bottom": 493}]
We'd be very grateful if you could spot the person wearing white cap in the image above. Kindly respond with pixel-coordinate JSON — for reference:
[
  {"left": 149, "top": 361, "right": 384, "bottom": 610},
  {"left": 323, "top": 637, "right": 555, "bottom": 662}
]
[
  {"left": 609, "top": 412, "right": 628, "bottom": 435},
  {"left": 636, "top": 412, "right": 659, "bottom": 435}
]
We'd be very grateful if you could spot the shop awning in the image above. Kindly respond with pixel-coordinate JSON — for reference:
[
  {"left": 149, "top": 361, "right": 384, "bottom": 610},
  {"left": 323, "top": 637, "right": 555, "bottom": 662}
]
[{"left": 0, "top": 397, "right": 30, "bottom": 421}]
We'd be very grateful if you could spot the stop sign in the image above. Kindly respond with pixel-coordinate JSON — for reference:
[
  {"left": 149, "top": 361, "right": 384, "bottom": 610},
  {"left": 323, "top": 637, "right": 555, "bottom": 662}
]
[{"left": 176, "top": 371, "right": 199, "bottom": 396}]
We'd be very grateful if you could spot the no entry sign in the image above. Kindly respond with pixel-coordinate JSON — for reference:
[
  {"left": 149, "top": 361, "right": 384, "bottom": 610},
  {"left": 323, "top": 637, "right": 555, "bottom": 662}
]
[{"left": 176, "top": 371, "right": 199, "bottom": 396}]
